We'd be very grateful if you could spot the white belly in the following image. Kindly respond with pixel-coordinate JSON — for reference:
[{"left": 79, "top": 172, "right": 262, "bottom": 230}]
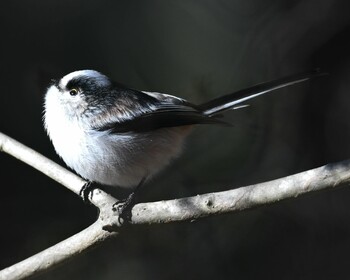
[
  {"left": 47, "top": 118, "right": 189, "bottom": 188},
  {"left": 73, "top": 128, "right": 189, "bottom": 187}
]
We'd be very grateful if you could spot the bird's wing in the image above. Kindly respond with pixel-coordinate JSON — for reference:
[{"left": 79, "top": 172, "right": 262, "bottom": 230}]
[{"left": 93, "top": 89, "right": 223, "bottom": 134}]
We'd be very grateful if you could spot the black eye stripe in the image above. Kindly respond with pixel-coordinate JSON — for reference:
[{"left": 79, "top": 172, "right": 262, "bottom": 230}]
[
  {"left": 66, "top": 79, "right": 83, "bottom": 90},
  {"left": 66, "top": 77, "right": 99, "bottom": 92}
]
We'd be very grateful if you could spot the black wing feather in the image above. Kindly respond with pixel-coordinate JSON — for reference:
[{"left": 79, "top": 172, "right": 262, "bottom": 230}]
[
  {"left": 99, "top": 108, "right": 223, "bottom": 133},
  {"left": 95, "top": 90, "right": 225, "bottom": 133}
]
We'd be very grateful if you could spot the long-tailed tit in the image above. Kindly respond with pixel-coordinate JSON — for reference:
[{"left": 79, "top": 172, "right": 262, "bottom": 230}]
[{"left": 43, "top": 69, "right": 323, "bottom": 206}]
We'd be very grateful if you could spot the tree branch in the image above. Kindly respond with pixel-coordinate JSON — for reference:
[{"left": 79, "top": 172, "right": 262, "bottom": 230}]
[
  {"left": 0, "top": 132, "right": 85, "bottom": 196},
  {"left": 1, "top": 131, "right": 350, "bottom": 279},
  {"left": 130, "top": 160, "right": 350, "bottom": 224},
  {"left": 0, "top": 221, "right": 117, "bottom": 280}
]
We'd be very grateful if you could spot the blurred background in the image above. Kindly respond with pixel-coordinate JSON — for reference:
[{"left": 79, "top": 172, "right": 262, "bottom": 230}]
[{"left": 1, "top": 0, "right": 350, "bottom": 279}]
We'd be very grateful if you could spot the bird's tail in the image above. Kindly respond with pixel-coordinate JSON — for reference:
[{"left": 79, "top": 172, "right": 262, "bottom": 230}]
[{"left": 199, "top": 69, "right": 326, "bottom": 116}]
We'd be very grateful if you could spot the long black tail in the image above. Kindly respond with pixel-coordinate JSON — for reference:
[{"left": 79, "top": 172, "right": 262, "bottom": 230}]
[{"left": 199, "top": 69, "right": 326, "bottom": 116}]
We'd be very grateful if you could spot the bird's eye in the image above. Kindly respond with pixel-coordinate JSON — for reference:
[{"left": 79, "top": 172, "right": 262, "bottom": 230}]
[{"left": 69, "top": 88, "right": 79, "bottom": 96}]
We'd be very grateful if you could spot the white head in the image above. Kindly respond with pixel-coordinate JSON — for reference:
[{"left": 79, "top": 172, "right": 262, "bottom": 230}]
[{"left": 44, "top": 70, "right": 112, "bottom": 120}]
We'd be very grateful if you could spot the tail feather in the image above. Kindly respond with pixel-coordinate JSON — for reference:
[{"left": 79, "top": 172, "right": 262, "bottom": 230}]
[{"left": 200, "top": 69, "right": 326, "bottom": 116}]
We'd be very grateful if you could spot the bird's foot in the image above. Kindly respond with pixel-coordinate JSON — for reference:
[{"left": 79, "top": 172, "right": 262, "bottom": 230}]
[
  {"left": 79, "top": 181, "right": 94, "bottom": 203},
  {"left": 112, "top": 190, "right": 137, "bottom": 224}
]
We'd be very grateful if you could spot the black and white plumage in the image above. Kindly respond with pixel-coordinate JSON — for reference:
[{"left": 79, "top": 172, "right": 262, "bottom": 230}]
[{"left": 44, "top": 69, "right": 323, "bottom": 189}]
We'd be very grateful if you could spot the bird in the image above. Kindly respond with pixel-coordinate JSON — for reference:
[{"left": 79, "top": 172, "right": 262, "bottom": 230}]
[{"left": 43, "top": 69, "right": 324, "bottom": 212}]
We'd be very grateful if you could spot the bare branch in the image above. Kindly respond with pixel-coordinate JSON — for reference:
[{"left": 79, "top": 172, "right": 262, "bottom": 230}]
[
  {"left": 0, "top": 132, "right": 85, "bottom": 196},
  {"left": 130, "top": 160, "right": 350, "bottom": 224},
  {"left": 0, "top": 221, "right": 117, "bottom": 280},
  {"left": 1, "top": 131, "right": 350, "bottom": 279}
]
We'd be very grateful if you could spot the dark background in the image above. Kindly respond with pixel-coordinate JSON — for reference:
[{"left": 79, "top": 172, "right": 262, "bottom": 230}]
[{"left": 1, "top": 1, "right": 350, "bottom": 279}]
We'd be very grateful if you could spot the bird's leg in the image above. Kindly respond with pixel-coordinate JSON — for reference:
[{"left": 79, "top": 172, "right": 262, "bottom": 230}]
[
  {"left": 113, "top": 177, "right": 147, "bottom": 223},
  {"left": 79, "top": 180, "right": 95, "bottom": 203}
]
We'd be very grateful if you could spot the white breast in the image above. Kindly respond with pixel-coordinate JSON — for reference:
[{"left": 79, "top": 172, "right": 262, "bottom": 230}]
[{"left": 44, "top": 87, "right": 89, "bottom": 172}]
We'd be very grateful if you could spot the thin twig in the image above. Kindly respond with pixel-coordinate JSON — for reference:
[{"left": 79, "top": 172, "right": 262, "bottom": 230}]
[{"left": 1, "top": 131, "right": 350, "bottom": 279}]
